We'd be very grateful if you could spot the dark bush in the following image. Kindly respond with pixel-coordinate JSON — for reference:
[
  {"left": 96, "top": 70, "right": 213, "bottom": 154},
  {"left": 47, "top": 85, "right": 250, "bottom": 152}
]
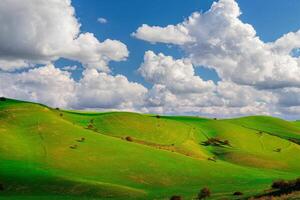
[
  {"left": 202, "top": 137, "right": 230, "bottom": 147},
  {"left": 125, "top": 136, "right": 133, "bottom": 142},
  {"left": 0, "top": 97, "right": 6, "bottom": 101},
  {"left": 274, "top": 148, "right": 281, "bottom": 152},
  {"left": 207, "top": 157, "right": 217, "bottom": 162},
  {"left": 77, "top": 137, "right": 85, "bottom": 142},
  {"left": 213, "top": 118, "right": 217, "bottom": 120},
  {"left": 87, "top": 124, "right": 94, "bottom": 129},
  {"left": 0, "top": 183, "right": 4, "bottom": 191},
  {"left": 233, "top": 191, "right": 243, "bottom": 196},
  {"left": 271, "top": 180, "right": 289, "bottom": 190},
  {"left": 170, "top": 195, "right": 182, "bottom": 200},
  {"left": 198, "top": 187, "right": 211, "bottom": 199},
  {"left": 156, "top": 115, "right": 161, "bottom": 119},
  {"left": 55, "top": 107, "right": 60, "bottom": 110},
  {"left": 59, "top": 113, "right": 63, "bottom": 117},
  {"left": 70, "top": 144, "right": 78, "bottom": 149}
]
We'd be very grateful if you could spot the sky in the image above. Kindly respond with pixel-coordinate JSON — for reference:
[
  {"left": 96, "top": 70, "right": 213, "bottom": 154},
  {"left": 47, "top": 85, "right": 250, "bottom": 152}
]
[{"left": 1, "top": 0, "right": 300, "bottom": 119}]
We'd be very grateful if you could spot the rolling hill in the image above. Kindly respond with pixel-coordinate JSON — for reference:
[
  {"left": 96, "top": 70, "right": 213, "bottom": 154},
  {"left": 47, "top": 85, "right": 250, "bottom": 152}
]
[{"left": 0, "top": 98, "right": 300, "bottom": 199}]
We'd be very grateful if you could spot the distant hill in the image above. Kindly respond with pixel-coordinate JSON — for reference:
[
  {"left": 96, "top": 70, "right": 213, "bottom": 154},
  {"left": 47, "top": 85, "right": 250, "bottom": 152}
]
[{"left": 0, "top": 98, "right": 300, "bottom": 199}]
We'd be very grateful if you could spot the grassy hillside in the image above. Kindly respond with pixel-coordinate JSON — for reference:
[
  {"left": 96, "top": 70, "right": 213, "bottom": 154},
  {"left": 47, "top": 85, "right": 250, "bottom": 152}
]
[{"left": 0, "top": 98, "right": 300, "bottom": 199}]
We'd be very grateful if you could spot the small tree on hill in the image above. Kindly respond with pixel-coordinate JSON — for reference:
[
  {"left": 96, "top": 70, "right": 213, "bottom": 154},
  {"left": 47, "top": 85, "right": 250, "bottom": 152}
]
[
  {"left": 170, "top": 195, "right": 182, "bottom": 200},
  {"left": 233, "top": 191, "right": 243, "bottom": 196},
  {"left": 125, "top": 136, "right": 133, "bottom": 142},
  {"left": 0, "top": 97, "right": 6, "bottom": 101},
  {"left": 198, "top": 187, "right": 211, "bottom": 199}
]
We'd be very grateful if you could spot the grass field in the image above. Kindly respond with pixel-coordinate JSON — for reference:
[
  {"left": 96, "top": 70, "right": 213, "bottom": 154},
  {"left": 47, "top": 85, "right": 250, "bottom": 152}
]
[{"left": 0, "top": 98, "right": 300, "bottom": 199}]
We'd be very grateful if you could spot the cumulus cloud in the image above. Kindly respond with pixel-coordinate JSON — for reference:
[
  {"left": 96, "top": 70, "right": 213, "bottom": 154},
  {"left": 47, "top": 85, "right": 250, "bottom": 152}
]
[
  {"left": 0, "top": 64, "right": 76, "bottom": 108},
  {"left": 0, "top": 65, "right": 147, "bottom": 111},
  {"left": 134, "top": 0, "right": 300, "bottom": 90},
  {"left": 138, "top": 51, "right": 273, "bottom": 117},
  {"left": 0, "top": 0, "right": 128, "bottom": 72},
  {"left": 132, "top": 24, "right": 193, "bottom": 45},
  {"left": 139, "top": 51, "right": 215, "bottom": 94},
  {"left": 73, "top": 69, "right": 147, "bottom": 110}
]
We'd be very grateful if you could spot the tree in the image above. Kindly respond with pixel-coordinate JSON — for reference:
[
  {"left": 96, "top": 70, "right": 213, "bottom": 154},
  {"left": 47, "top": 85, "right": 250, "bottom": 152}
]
[
  {"left": 0, "top": 97, "right": 6, "bottom": 101},
  {"left": 233, "top": 191, "right": 243, "bottom": 196},
  {"left": 125, "top": 136, "right": 133, "bottom": 142},
  {"left": 170, "top": 195, "right": 182, "bottom": 200},
  {"left": 198, "top": 187, "right": 211, "bottom": 199}
]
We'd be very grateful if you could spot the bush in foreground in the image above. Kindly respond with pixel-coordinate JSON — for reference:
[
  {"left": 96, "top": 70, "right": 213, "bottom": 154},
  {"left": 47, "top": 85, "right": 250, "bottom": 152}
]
[
  {"left": 125, "top": 136, "right": 133, "bottom": 142},
  {"left": 170, "top": 195, "right": 182, "bottom": 200},
  {"left": 233, "top": 191, "right": 243, "bottom": 196},
  {"left": 198, "top": 187, "right": 211, "bottom": 199}
]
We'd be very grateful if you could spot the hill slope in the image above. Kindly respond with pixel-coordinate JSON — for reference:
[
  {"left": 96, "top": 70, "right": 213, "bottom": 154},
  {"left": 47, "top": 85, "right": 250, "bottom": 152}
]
[{"left": 0, "top": 99, "right": 300, "bottom": 199}]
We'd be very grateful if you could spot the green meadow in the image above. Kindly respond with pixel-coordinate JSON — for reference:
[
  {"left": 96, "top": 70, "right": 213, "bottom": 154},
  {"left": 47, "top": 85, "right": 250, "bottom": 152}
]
[{"left": 0, "top": 98, "right": 300, "bottom": 199}]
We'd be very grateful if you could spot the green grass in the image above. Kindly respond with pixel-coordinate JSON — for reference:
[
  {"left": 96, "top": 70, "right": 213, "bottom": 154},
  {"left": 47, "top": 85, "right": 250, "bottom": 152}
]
[{"left": 0, "top": 98, "right": 300, "bottom": 199}]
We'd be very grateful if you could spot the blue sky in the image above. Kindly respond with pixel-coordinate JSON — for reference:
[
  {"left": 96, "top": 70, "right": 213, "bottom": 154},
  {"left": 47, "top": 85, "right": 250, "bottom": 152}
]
[
  {"left": 3, "top": 0, "right": 300, "bottom": 118},
  {"left": 56, "top": 0, "right": 300, "bottom": 87}
]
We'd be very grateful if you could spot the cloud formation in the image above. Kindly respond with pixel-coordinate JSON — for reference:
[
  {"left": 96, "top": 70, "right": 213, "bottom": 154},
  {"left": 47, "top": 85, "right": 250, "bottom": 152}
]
[
  {"left": 2, "top": 0, "right": 300, "bottom": 118},
  {"left": 0, "top": 0, "right": 128, "bottom": 72},
  {"left": 133, "top": 0, "right": 300, "bottom": 118},
  {"left": 134, "top": 0, "right": 300, "bottom": 90},
  {"left": 0, "top": 65, "right": 147, "bottom": 111}
]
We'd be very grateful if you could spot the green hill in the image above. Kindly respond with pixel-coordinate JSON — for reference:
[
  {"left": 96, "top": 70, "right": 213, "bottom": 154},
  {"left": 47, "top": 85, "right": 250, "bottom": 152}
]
[{"left": 1, "top": 98, "right": 300, "bottom": 199}]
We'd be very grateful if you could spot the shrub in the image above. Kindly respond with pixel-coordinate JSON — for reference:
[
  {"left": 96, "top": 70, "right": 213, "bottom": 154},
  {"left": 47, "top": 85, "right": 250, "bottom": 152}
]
[
  {"left": 90, "top": 119, "right": 94, "bottom": 124},
  {"left": 198, "top": 187, "right": 211, "bottom": 199},
  {"left": 233, "top": 191, "right": 243, "bottom": 196},
  {"left": 274, "top": 148, "right": 281, "bottom": 152},
  {"left": 55, "top": 107, "right": 60, "bottom": 110},
  {"left": 0, "top": 97, "right": 6, "bottom": 101},
  {"left": 223, "top": 140, "right": 230, "bottom": 146},
  {"left": 125, "top": 136, "right": 133, "bottom": 142},
  {"left": 202, "top": 137, "right": 230, "bottom": 147},
  {"left": 77, "top": 137, "right": 85, "bottom": 142},
  {"left": 59, "top": 113, "right": 63, "bottom": 117},
  {"left": 87, "top": 124, "right": 94, "bottom": 129},
  {"left": 271, "top": 180, "right": 289, "bottom": 190},
  {"left": 70, "top": 144, "right": 78, "bottom": 149},
  {"left": 170, "top": 195, "right": 182, "bottom": 200},
  {"left": 208, "top": 157, "right": 217, "bottom": 162},
  {"left": 156, "top": 115, "right": 161, "bottom": 119},
  {"left": 0, "top": 183, "right": 4, "bottom": 191}
]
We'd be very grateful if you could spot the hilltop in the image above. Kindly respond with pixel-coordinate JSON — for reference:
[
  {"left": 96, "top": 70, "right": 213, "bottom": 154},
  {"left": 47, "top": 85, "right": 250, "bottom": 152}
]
[{"left": 0, "top": 98, "right": 300, "bottom": 199}]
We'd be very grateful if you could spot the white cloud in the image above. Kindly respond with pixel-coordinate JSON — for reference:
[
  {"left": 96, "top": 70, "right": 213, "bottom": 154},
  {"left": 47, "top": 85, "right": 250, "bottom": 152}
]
[
  {"left": 0, "top": 65, "right": 147, "bottom": 111},
  {"left": 132, "top": 24, "right": 193, "bottom": 45},
  {"left": 0, "top": 64, "right": 76, "bottom": 108},
  {"left": 138, "top": 51, "right": 274, "bottom": 117},
  {"left": 73, "top": 69, "right": 147, "bottom": 110},
  {"left": 139, "top": 51, "right": 215, "bottom": 94},
  {"left": 97, "top": 17, "right": 108, "bottom": 24},
  {"left": 0, "top": 0, "right": 128, "bottom": 72},
  {"left": 62, "top": 65, "right": 78, "bottom": 71},
  {"left": 134, "top": 0, "right": 300, "bottom": 90}
]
